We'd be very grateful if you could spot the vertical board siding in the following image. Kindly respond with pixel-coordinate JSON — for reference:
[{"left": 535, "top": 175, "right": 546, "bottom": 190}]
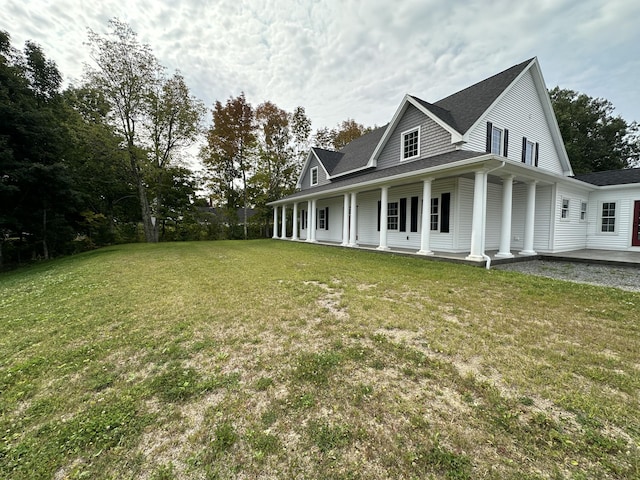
[
  {"left": 463, "top": 70, "right": 565, "bottom": 176},
  {"left": 356, "top": 191, "right": 380, "bottom": 245},
  {"left": 455, "top": 178, "right": 474, "bottom": 252},
  {"left": 377, "top": 105, "right": 455, "bottom": 170}
]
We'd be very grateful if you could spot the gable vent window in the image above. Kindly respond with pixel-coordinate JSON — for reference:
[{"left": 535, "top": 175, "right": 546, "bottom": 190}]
[
  {"left": 310, "top": 166, "right": 318, "bottom": 186},
  {"left": 402, "top": 127, "right": 420, "bottom": 160}
]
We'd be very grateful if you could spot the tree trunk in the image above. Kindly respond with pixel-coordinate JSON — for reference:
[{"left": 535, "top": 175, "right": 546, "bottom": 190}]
[{"left": 42, "top": 208, "right": 49, "bottom": 260}]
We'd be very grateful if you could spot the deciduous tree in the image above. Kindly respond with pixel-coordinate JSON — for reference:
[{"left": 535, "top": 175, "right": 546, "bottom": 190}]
[
  {"left": 85, "top": 19, "right": 204, "bottom": 242},
  {"left": 549, "top": 87, "right": 639, "bottom": 173}
]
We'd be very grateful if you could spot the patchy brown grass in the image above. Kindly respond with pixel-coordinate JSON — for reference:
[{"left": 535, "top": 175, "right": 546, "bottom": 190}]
[{"left": 0, "top": 240, "right": 638, "bottom": 479}]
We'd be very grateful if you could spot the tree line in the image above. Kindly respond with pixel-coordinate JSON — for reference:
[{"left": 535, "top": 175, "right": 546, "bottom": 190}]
[{"left": 1, "top": 19, "right": 638, "bottom": 266}]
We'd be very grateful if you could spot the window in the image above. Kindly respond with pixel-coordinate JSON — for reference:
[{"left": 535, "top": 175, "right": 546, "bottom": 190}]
[
  {"left": 601, "top": 202, "right": 616, "bottom": 232},
  {"left": 491, "top": 126, "right": 503, "bottom": 155},
  {"left": 524, "top": 140, "right": 535, "bottom": 165},
  {"left": 310, "top": 167, "right": 318, "bottom": 186},
  {"left": 402, "top": 128, "right": 420, "bottom": 160},
  {"left": 387, "top": 202, "right": 399, "bottom": 230},
  {"left": 430, "top": 198, "right": 439, "bottom": 231},
  {"left": 580, "top": 202, "right": 587, "bottom": 222},
  {"left": 318, "top": 208, "right": 326, "bottom": 229},
  {"left": 561, "top": 198, "right": 569, "bottom": 220}
]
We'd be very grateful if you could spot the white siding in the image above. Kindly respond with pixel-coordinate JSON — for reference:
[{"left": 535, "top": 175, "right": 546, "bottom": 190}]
[
  {"left": 551, "top": 184, "right": 590, "bottom": 252},
  {"left": 356, "top": 191, "right": 379, "bottom": 245},
  {"left": 585, "top": 189, "right": 640, "bottom": 250},
  {"left": 377, "top": 105, "right": 455, "bottom": 170},
  {"left": 463, "top": 69, "right": 566, "bottom": 176},
  {"left": 315, "top": 197, "right": 344, "bottom": 243},
  {"left": 455, "top": 178, "right": 474, "bottom": 252},
  {"left": 534, "top": 185, "right": 553, "bottom": 252},
  {"left": 485, "top": 182, "right": 502, "bottom": 249}
]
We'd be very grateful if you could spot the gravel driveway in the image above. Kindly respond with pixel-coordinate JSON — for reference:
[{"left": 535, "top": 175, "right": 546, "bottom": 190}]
[{"left": 494, "top": 260, "right": 640, "bottom": 292}]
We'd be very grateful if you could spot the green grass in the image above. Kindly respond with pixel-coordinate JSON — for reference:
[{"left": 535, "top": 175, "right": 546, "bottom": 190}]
[{"left": 1, "top": 240, "right": 638, "bottom": 479}]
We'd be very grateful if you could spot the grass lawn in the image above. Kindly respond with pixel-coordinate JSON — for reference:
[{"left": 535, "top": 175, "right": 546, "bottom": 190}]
[{"left": 1, "top": 240, "right": 638, "bottom": 479}]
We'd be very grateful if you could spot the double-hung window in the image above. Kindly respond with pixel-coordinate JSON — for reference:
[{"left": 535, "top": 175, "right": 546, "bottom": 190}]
[
  {"left": 310, "top": 167, "right": 318, "bottom": 186},
  {"left": 561, "top": 198, "right": 569, "bottom": 220},
  {"left": 601, "top": 202, "right": 616, "bottom": 232},
  {"left": 524, "top": 140, "right": 535, "bottom": 165},
  {"left": 430, "top": 198, "right": 439, "bottom": 231},
  {"left": 402, "top": 127, "right": 420, "bottom": 160},
  {"left": 580, "top": 202, "right": 587, "bottom": 222},
  {"left": 318, "top": 208, "right": 326, "bottom": 229},
  {"left": 387, "top": 202, "right": 399, "bottom": 230},
  {"left": 491, "top": 126, "right": 503, "bottom": 155}
]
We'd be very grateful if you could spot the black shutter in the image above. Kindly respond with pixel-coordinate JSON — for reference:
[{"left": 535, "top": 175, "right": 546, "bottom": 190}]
[
  {"left": 325, "top": 207, "right": 329, "bottom": 230},
  {"left": 534, "top": 143, "right": 539, "bottom": 167},
  {"left": 410, "top": 196, "right": 419, "bottom": 232},
  {"left": 486, "top": 121, "right": 493, "bottom": 152},
  {"left": 300, "top": 209, "right": 304, "bottom": 229},
  {"left": 503, "top": 129, "right": 509, "bottom": 157},
  {"left": 315, "top": 208, "right": 318, "bottom": 230},
  {"left": 399, "top": 198, "right": 407, "bottom": 232},
  {"left": 521, "top": 137, "right": 527, "bottom": 163},
  {"left": 440, "top": 193, "right": 451, "bottom": 233},
  {"left": 377, "top": 200, "right": 381, "bottom": 231}
]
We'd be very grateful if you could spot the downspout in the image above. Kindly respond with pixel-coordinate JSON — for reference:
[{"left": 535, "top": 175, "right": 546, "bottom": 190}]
[{"left": 481, "top": 161, "right": 506, "bottom": 270}]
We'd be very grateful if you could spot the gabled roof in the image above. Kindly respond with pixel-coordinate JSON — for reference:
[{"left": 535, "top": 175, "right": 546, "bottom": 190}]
[
  {"left": 312, "top": 148, "right": 343, "bottom": 174},
  {"left": 429, "top": 58, "right": 535, "bottom": 134},
  {"left": 573, "top": 168, "right": 640, "bottom": 186},
  {"left": 329, "top": 125, "right": 387, "bottom": 176}
]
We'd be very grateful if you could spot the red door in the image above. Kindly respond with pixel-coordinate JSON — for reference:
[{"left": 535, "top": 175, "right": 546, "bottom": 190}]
[{"left": 633, "top": 201, "right": 640, "bottom": 247}]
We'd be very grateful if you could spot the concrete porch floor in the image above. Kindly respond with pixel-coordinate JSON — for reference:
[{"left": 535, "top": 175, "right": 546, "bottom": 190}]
[{"left": 290, "top": 239, "right": 640, "bottom": 268}]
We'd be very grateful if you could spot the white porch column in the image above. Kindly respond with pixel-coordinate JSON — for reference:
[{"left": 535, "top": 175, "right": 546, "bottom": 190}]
[
  {"left": 272, "top": 206, "right": 279, "bottom": 239},
  {"left": 417, "top": 178, "right": 434, "bottom": 255},
  {"left": 292, "top": 202, "right": 299, "bottom": 240},
  {"left": 466, "top": 169, "right": 487, "bottom": 261},
  {"left": 496, "top": 175, "right": 514, "bottom": 258},
  {"left": 306, "top": 200, "right": 313, "bottom": 242},
  {"left": 281, "top": 204, "right": 287, "bottom": 239},
  {"left": 348, "top": 192, "right": 357, "bottom": 247},
  {"left": 341, "top": 193, "right": 350, "bottom": 246},
  {"left": 377, "top": 186, "right": 390, "bottom": 250},
  {"left": 309, "top": 199, "right": 317, "bottom": 242},
  {"left": 520, "top": 181, "right": 537, "bottom": 255}
]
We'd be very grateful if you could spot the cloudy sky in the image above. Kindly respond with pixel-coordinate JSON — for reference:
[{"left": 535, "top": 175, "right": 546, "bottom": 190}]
[{"left": 2, "top": 0, "right": 639, "bottom": 134}]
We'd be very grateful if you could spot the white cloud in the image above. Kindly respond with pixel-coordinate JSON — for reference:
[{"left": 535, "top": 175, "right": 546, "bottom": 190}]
[{"left": 1, "top": 0, "right": 639, "bottom": 134}]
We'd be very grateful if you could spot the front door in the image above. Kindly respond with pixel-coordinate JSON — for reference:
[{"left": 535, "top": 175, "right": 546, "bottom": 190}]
[{"left": 633, "top": 201, "right": 640, "bottom": 247}]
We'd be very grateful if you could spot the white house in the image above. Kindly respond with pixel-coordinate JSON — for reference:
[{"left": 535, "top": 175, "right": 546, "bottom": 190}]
[{"left": 269, "top": 58, "right": 640, "bottom": 260}]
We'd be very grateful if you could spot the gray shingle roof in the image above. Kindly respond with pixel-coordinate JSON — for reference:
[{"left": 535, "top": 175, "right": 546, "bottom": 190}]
[
  {"left": 312, "top": 148, "right": 343, "bottom": 174},
  {"left": 423, "top": 58, "right": 535, "bottom": 134},
  {"left": 283, "top": 149, "right": 486, "bottom": 200},
  {"left": 573, "top": 168, "right": 640, "bottom": 186},
  {"left": 330, "top": 126, "right": 388, "bottom": 176}
]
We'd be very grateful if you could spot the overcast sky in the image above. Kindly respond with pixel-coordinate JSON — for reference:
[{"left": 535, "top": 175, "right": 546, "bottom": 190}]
[{"left": 3, "top": 0, "right": 639, "bottom": 135}]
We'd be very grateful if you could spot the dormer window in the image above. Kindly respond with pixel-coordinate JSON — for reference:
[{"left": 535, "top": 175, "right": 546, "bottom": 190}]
[
  {"left": 310, "top": 166, "right": 318, "bottom": 186},
  {"left": 402, "top": 127, "right": 420, "bottom": 160}
]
